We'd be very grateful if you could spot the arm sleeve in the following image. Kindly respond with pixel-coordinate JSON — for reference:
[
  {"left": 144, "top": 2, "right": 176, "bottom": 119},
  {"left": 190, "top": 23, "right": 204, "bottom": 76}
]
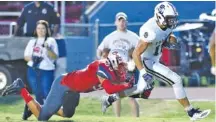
[
  {"left": 17, "top": 8, "right": 26, "bottom": 27},
  {"left": 24, "top": 40, "right": 34, "bottom": 57},
  {"left": 101, "top": 79, "right": 131, "bottom": 94}
]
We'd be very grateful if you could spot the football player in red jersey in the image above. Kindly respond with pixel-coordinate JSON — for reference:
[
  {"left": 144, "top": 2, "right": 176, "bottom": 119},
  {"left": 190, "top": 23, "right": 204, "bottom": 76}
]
[{"left": 2, "top": 52, "right": 134, "bottom": 121}]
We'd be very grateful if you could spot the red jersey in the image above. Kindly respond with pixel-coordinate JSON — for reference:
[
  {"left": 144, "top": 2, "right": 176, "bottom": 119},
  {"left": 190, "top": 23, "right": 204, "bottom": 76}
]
[{"left": 61, "top": 60, "right": 128, "bottom": 93}]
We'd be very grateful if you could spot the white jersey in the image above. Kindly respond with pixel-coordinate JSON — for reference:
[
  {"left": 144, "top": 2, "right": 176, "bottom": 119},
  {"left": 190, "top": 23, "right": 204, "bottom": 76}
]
[
  {"left": 24, "top": 37, "right": 59, "bottom": 70},
  {"left": 139, "top": 17, "right": 172, "bottom": 61},
  {"left": 136, "top": 18, "right": 186, "bottom": 100},
  {"left": 98, "top": 30, "right": 139, "bottom": 60}
]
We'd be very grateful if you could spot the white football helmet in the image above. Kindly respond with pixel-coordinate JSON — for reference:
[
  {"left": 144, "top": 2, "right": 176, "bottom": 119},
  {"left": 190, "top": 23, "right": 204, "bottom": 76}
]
[
  {"left": 107, "top": 50, "right": 128, "bottom": 70},
  {"left": 154, "top": 2, "right": 178, "bottom": 29}
]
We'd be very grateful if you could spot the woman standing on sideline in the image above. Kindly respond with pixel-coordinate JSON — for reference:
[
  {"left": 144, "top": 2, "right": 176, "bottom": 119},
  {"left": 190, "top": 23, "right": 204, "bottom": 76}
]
[{"left": 23, "top": 20, "right": 59, "bottom": 120}]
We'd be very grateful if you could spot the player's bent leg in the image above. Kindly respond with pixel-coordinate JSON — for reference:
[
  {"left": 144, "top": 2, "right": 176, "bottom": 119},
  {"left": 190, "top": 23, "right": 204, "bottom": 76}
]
[
  {"left": 62, "top": 91, "right": 80, "bottom": 118},
  {"left": 148, "top": 62, "right": 211, "bottom": 120},
  {"left": 144, "top": 61, "right": 186, "bottom": 99},
  {"left": 26, "top": 99, "right": 42, "bottom": 118},
  {"left": 22, "top": 104, "right": 32, "bottom": 120},
  {"left": 150, "top": 62, "right": 191, "bottom": 107},
  {"left": 56, "top": 107, "right": 64, "bottom": 117},
  {"left": 56, "top": 91, "right": 80, "bottom": 117},
  {"left": 38, "top": 75, "right": 70, "bottom": 121},
  {"left": 1, "top": 78, "right": 42, "bottom": 118}
]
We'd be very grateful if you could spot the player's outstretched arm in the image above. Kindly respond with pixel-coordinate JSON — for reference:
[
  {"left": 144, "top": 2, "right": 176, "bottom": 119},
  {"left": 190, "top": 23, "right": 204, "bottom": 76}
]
[{"left": 97, "top": 75, "right": 132, "bottom": 94}]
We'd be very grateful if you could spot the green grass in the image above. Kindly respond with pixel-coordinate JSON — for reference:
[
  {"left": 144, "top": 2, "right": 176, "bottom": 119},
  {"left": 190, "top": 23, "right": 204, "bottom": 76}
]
[{"left": 0, "top": 96, "right": 215, "bottom": 122}]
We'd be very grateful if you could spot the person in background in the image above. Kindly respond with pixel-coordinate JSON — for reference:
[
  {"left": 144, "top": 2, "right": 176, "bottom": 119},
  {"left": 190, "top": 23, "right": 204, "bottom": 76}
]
[
  {"left": 14, "top": 1, "right": 60, "bottom": 37},
  {"left": 97, "top": 12, "right": 140, "bottom": 117},
  {"left": 23, "top": 20, "right": 59, "bottom": 120}
]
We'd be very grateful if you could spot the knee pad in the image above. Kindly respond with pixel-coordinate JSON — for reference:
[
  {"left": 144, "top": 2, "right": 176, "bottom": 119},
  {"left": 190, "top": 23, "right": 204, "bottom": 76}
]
[
  {"left": 63, "top": 91, "right": 80, "bottom": 118},
  {"left": 171, "top": 73, "right": 186, "bottom": 99}
]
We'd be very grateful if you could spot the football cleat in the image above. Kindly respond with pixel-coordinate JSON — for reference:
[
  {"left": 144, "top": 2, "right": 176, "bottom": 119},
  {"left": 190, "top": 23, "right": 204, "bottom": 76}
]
[
  {"left": 188, "top": 108, "right": 211, "bottom": 121},
  {"left": 2, "top": 78, "right": 25, "bottom": 96}
]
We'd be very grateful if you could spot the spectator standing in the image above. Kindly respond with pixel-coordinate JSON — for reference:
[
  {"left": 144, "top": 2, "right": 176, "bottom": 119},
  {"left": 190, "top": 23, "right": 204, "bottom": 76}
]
[
  {"left": 97, "top": 12, "right": 140, "bottom": 117},
  {"left": 23, "top": 20, "right": 59, "bottom": 120}
]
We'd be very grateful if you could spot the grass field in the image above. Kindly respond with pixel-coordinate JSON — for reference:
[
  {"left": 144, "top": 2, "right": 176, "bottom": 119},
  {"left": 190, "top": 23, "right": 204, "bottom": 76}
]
[{"left": 0, "top": 95, "right": 215, "bottom": 122}]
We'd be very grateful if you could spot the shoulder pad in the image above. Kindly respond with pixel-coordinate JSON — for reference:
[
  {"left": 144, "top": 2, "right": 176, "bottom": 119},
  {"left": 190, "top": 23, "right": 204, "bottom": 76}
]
[
  {"left": 97, "top": 64, "right": 112, "bottom": 80},
  {"left": 139, "top": 28, "right": 156, "bottom": 42}
]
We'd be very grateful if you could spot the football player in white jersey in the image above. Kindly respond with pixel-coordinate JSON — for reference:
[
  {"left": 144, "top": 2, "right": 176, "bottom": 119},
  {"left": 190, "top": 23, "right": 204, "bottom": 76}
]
[
  {"left": 97, "top": 12, "right": 140, "bottom": 117},
  {"left": 101, "top": 2, "right": 211, "bottom": 121}
]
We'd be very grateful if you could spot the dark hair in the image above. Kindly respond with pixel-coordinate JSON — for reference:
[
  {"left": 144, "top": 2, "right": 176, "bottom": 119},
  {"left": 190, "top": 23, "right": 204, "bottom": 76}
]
[{"left": 33, "top": 20, "right": 51, "bottom": 41}]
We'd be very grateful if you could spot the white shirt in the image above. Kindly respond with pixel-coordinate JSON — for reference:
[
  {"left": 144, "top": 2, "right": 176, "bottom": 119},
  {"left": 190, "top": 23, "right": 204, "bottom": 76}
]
[
  {"left": 97, "top": 30, "right": 139, "bottom": 60},
  {"left": 139, "top": 17, "right": 172, "bottom": 61},
  {"left": 24, "top": 37, "right": 59, "bottom": 70}
]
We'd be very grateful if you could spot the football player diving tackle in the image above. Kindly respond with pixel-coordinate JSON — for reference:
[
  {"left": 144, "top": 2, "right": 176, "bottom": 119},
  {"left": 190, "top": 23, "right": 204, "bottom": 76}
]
[{"left": 1, "top": 50, "right": 149, "bottom": 121}]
